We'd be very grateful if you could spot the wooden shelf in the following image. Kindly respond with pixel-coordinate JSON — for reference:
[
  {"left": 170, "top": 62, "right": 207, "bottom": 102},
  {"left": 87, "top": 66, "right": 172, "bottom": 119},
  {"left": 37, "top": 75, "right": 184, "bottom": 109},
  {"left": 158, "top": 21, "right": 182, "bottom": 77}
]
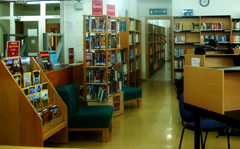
[{"left": 120, "top": 17, "right": 142, "bottom": 87}]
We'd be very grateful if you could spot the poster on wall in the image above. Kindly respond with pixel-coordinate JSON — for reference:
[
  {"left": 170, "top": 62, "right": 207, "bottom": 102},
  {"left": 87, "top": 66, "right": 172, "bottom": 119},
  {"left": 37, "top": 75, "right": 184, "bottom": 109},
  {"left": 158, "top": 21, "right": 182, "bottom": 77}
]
[
  {"left": 107, "top": 4, "right": 115, "bottom": 17},
  {"left": 92, "top": 0, "right": 103, "bottom": 15},
  {"left": 66, "top": 21, "right": 74, "bottom": 33},
  {"left": 7, "top": 41, "right": 20, "bottom": 58}
]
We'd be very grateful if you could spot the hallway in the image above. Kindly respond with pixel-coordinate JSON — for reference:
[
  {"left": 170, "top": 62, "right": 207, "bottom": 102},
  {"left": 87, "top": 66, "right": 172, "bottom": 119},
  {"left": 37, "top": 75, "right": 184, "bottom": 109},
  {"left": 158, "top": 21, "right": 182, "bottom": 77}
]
[{"left": 46, "top": 62, "right": 239, "bottom": 149}]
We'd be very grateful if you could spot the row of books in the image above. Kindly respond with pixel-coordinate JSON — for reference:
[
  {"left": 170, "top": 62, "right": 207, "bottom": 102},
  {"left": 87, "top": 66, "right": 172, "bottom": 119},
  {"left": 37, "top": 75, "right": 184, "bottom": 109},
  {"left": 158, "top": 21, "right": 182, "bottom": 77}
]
[
  {"left": 232, "top": 21, "right": 240, "bottom": 30},
  {"left": 174, "top": 36, "right": 186, "bottom": 43},
  {"left": 175, "top": 72, "right": 184, "bottom": 80},
  {"left": 130, "top": 49, "right": 134, "bottom": 59},
  {"left": 111, "top": 53, "right": 121, "bottom": 64},
  {"left": 86, "top": 52, "right": 110, "bottom": 66},
  {"left": 174, "top": 48, "right": 185, "bottom": 57},
  {"left": 174, "top": 23, "right": 183, "bottom": 31},
  {"left": 86, "top": 18, "right": 108, "bottom": 32},
  {"left": 232, "top": 35, "right": 240, "bottom": 42},
  {"left": 4, "top": 57, "right": 31, "bottom": 75},
  {"left": 202, "top": 35, "right": 230, "bottom": 43},
  {"left": 86, "top": 35, "right": 112, "bottom": 49},
  {"left": 86, "top": 69, "right": 106, "bottom": 83},
  {"left": 87, "top": 85, "right": 109, "bottom": 101},
  {"left": 25, "top": 89, "right": 49, "bottom": 111},
  {"left": 38, "top": 105, "right": 58, "bottom": 125},
  {"left": 11, "top": 69, "right": 42, "bottom": 88},
  {"left": 201, "top": 22, "right": 223, "bottom": 31},
  {"left": 174, "top": 59, "right": 184, "bottom": 69}
]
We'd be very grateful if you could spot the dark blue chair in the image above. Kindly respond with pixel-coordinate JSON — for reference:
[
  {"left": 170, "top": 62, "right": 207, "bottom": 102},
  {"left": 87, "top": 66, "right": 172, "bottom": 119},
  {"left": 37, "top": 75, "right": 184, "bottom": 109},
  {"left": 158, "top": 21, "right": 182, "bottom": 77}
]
[{"left": 179, "top": 93, "right": 230, "bottom": 149}]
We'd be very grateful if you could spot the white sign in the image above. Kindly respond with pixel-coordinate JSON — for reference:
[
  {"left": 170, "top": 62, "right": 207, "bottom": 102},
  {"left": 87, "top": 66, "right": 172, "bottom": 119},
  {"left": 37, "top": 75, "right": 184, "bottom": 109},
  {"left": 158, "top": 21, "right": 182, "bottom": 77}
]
[
  {"left": 66, "top": 21, "right": 74, "bottom": 33},
  {"left": 28, "top": 29, "right": 37, "bottom": 37},
  {"left": 191, "top": 58, "right": 200, "bottom": 67}
]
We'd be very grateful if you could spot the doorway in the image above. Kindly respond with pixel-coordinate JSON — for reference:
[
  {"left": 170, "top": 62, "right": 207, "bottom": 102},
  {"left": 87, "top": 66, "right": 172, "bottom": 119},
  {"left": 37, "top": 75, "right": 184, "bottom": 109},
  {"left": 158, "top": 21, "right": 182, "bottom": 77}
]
[
  {"left": 46, "top": 19, "right": 60, "bottom": 50},
  {"left": 145, "top": 17, "right": 172, "bottom": 82}
]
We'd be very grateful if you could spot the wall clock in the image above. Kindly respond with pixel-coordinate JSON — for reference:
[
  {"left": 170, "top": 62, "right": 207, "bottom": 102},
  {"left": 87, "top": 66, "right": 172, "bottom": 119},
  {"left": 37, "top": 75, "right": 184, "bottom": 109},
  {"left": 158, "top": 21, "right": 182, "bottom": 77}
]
[{"left": 200, "top": 0, "right": 210, "bottom": 7}]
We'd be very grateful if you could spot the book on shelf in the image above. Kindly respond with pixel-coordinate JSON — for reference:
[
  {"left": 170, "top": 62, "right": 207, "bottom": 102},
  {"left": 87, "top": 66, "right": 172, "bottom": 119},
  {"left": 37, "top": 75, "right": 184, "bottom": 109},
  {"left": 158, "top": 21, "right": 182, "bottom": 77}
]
[
  {"left": 108, "top": 19, "right": 111, "bottom": 32},
  {"left": 117, "top": 53, "right": 121, "bottom": 63},
  {"left": 41, "top": 89, "right": 48, "bottom": 107},
  {"left": 130, "top": 49, "right": 134, "bottom": 59},
  {"left": 136, "top": 34, "right": 138, "bottom": 43},
  {"left": 129, "top": 20, "right": 135, "bottom": 31},
  {"left": 110, "top": 36, "right": 116, "bottom": 48},
  {"left": 174, "top": 48, "right": 184, "bottom": 57},
  {"left": 174, "top": 23, "right": 183, "bottom": 31},
  {"left": 174, "top": 59, "right": 184, "bottom": 69},
  {"left": 174, "top": 36, "right": 185, "bottom": 43},
  {"left": 86, "top": 52, "right": 95, "bottom": 66},
  {"left": 20, "top": 57, "right": 31, "bottom": 73},
  {"left": 233, "top": 21, "right": 240, "bottom": 29},
  {"left": 122, "top": 63, "right": 128, "bottom": 74},
  {"left": 175, "top": 72, "right": 184, "bottom": 80},
  {"left": 112, "top": 53, "right": 116, "bottom": 63},
  {"left": 86, "top": 69, "right": 106, "bottom": 83},
  {"left": 86, "top": 19, "right": 92, "bottom": 32},
  {"left": 33, "top": 92, "right": 41, "bottom": 110},
  {"left": 87, "top": 85, "right": 95, "bottom": 100},
  {"left": 111, "top": 21, "right": 116, "bottom": 32}
]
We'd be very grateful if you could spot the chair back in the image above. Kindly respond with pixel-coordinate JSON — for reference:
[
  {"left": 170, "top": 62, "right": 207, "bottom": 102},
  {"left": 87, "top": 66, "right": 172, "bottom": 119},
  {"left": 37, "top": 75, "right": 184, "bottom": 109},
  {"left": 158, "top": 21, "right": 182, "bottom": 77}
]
[
  {"left": 179, "top": 92, "right": 195, "bottom": 121},
  {"left": 57, "top": 84, "right": 79, "bottom": 116}
]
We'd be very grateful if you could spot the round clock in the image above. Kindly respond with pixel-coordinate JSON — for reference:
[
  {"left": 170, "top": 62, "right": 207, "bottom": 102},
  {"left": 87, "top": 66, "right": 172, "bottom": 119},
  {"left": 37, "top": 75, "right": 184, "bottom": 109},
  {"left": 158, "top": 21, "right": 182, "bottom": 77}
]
[{"left": 200, "top": 0, "right": 210, "bottom": 7}]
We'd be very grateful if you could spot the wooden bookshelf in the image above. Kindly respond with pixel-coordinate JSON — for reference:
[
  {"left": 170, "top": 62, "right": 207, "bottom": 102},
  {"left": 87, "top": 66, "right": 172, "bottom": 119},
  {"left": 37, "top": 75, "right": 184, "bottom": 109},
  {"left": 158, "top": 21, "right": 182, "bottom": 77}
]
[
  {"left": 184, "top": 65, "right": 240, "bottom": 115},
  {"left": 147, "top": 23, "right": 166, "bottom": 78},
  {"left": 119, "top": 17, "right": 142, "bottom": 87},
  {"left": 0, "top": 57, "right": 68, "bottom": 147},
  {"left": 172, "top": 15, "right": 232, "bottom": 82},
  {"left": 83, "top": 15, "right": 120, "bottom": 103}
]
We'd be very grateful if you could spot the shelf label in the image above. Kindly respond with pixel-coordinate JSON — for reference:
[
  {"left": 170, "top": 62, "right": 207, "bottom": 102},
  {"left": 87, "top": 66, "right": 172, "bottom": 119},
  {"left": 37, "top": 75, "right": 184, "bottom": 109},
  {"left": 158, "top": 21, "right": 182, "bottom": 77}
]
[
  {"left": 92, "top": 0, "right": 103, "bottom": 15},
  {"left": 224, "top": 30, "right": 231, "bottom": 32},
  {"left": 149, "top": 8, "right": 167, "bottom": 15}
]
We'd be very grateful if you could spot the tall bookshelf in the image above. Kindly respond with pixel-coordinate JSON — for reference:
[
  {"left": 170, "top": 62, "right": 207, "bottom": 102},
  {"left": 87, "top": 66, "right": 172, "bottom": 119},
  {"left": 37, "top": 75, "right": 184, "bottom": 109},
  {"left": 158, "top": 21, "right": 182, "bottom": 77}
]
[
  {"left": 172, "top": 15, "right": 232, "bottom": 82},
  {"left": 147, "top": 23, "right": 166, "bottom": 78},
  {"left": 0, "top": 57, "right": 68, "bottom": 147},
  {"left": 83, "top": 15, "right": 113, "bottom": 103},
  {"left": 119, "top": 17, "right": 142, "bottom": 87}
]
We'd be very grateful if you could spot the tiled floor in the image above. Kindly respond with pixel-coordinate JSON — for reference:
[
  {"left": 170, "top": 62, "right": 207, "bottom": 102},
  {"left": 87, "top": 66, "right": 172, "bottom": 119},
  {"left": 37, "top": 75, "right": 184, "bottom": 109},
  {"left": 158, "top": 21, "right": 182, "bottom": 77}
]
[{"left": 46, "top": 62, "right": 239, "bottom": 149}]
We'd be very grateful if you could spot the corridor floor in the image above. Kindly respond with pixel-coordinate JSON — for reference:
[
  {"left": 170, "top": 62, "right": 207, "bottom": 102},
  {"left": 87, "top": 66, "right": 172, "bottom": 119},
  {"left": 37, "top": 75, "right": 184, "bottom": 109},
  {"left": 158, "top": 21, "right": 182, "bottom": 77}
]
[{"left": 46, "top": 62, "right": 239, "bottom": 149}]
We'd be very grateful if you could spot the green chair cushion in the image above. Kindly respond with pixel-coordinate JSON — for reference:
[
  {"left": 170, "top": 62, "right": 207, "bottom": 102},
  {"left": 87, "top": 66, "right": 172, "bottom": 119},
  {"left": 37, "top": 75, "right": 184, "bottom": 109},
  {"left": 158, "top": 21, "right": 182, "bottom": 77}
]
[
  {"left": 69, "top": 105, "right": 113, "bottom": 128},
  {"left": 122, "top": 86, "right": 142, "bottom": 101},
  {"left": 57, "top": 84, "right": 79, "bottom": 116}
]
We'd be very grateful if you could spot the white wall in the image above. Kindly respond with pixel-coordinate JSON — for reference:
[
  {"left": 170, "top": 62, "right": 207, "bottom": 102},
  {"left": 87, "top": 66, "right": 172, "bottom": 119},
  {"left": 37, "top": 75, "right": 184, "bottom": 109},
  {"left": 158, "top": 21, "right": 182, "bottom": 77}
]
[
  {"left": 138, "top": 0, "right": 172, "bottom": 79},
  {"left": 61, "top": 0, "right": 137, "bottom": 62},
  {"left": 172, "top": 0, "right": 240, "bottom": 18}
]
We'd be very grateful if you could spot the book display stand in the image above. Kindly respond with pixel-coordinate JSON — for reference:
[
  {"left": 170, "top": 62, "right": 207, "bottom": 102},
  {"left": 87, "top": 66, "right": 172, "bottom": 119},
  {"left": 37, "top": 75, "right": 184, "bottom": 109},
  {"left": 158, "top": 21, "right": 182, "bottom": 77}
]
[
  {"left": 119, "top": 17, "right": 142, "bottom": 87},
  {"left": 0, "top": 57, "right": 68, "bottom": 147},
  {"left": 147, "top": 23, "right": 166, "bottom": 78}
]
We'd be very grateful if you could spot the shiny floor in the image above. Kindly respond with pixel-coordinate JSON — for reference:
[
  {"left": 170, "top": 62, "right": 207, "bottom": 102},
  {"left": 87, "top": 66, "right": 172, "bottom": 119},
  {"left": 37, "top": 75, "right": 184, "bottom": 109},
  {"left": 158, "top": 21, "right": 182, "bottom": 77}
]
[{"left": 46, "top": 62, "right": 240, "bottom": 149}]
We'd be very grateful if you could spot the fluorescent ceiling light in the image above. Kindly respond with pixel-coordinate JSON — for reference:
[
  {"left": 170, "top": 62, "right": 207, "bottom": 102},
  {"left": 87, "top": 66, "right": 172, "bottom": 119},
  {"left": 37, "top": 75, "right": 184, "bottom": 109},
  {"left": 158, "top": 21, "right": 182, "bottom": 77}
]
[{"left": 27, "top": 1, "right": 60, "bottom": 4}]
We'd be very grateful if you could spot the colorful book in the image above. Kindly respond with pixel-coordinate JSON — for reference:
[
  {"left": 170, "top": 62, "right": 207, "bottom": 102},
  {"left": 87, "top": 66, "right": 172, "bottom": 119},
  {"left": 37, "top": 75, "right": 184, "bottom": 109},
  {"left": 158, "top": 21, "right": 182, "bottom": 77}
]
[{"left": 41, "top": 89, "right": 48, "bottom": 107}]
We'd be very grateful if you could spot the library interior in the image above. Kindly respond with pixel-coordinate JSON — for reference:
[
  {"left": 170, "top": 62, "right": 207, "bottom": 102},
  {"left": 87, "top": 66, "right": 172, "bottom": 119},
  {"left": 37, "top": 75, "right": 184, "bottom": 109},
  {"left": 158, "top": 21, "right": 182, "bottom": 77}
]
[{"left": 1, "top": 0, "right": 240, "bottom": 149}]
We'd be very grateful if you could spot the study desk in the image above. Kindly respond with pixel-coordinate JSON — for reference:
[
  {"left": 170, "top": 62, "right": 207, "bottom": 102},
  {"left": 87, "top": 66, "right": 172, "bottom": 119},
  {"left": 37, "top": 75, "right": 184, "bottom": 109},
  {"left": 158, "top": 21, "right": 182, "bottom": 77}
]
[{"left": 184, "top": 66, "right": 240, "bottom": 148}]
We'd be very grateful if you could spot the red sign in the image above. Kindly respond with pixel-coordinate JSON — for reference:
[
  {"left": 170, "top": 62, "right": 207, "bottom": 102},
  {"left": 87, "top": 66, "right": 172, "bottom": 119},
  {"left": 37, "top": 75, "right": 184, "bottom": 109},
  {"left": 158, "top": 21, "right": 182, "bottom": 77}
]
[
  {"left": 107, "top": 4, "right": 115, "bottom": 17},
  {"left": 92, "top": 0, "right": 103, "bottom": 15},
  {"left": 7, "top": 41, "right": 20, "bottom": 58}
]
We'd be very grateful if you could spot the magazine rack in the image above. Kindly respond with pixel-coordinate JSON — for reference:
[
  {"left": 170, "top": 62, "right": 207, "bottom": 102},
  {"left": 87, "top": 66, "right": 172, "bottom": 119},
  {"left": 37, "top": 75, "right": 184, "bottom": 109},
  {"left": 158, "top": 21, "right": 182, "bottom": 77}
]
[{"left": 0, "top": 57, "right": 68, "bottom": 147}]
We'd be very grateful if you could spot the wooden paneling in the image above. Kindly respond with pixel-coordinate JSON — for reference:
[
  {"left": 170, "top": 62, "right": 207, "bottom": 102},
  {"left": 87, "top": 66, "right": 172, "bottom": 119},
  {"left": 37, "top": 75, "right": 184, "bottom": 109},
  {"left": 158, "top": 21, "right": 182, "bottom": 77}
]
[
  {"left": 184, "top": 66, "right": 224, "bottom": 114},
  {"left": 184, "top": 54, "right": 205, "bottom": 67},
  {"left": 205, "top": 56, "right": 235, "bottom": 67},
  {"left": 186, "top": 32, "right": 200, "bottom": 43},
  {"left": 224, "top": 72, "right": 240, "bottom": 111}
]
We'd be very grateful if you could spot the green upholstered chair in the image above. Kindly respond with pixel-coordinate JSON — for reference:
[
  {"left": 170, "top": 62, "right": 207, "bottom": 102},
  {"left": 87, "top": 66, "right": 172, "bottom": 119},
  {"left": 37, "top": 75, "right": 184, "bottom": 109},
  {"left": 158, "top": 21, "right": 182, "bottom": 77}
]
[
  {"left": 120, "top": 71, "right": 142, "bottom": 107},
  {"left": 57, "top": 84, "right": 113, "bottom": 142}
]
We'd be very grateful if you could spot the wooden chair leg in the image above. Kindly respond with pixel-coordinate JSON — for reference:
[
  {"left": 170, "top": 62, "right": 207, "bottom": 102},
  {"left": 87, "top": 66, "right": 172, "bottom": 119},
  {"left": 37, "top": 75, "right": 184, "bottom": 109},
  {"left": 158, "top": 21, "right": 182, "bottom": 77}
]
[
  {"left": 109, "top": 121, "right": 113, "bottom": 132},
  {"left": 102, "top": 128, "right": 109, "bottom": 143},
  {"left": 137, "top": 98, "right": 142, "bottom": 107}
]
